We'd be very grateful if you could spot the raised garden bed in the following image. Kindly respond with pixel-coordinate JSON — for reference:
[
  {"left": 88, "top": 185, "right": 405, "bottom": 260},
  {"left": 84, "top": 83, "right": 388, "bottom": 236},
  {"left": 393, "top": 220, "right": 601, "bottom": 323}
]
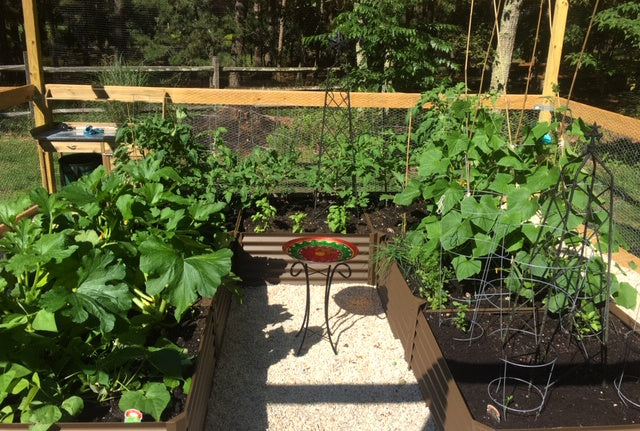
[
  {"left": 376, "top": 260, "right": 426, "bottom": 362},
  {"left": 233, "top": 192, "right": 424, "bottom": 286},
  {"left": 2, "top": 286, "right": 232, "bottom": 431},
  {"left": 378, "top": 260, "right": 640, "bottom": 431}
]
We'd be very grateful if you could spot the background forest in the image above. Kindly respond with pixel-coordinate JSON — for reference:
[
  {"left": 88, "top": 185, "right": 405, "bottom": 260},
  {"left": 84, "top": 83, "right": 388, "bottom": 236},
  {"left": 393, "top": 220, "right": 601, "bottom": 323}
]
[{"left": 0, "top": 0, "right": 639, "bottom": 115}]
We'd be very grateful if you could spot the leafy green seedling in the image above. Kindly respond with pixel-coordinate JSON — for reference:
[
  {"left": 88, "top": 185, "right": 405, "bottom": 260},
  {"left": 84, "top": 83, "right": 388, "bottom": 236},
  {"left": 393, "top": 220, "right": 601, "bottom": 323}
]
[{"left": 289, "top": 211, "right": 307, "bottom": 234}]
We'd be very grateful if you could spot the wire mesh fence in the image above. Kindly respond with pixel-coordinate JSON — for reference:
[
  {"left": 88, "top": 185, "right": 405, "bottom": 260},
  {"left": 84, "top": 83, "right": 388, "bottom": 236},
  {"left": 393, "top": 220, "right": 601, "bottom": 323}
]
[{"left": 1, "top": 98, "right": 640, "bottom": 257}]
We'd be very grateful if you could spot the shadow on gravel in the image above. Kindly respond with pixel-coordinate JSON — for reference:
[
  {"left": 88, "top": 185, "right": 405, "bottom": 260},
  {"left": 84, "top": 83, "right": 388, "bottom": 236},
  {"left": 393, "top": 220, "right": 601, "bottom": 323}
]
[
  {"left": 205, "top": 283, "right": 291, "bottom": 429},
  {"left": 205, "top": 283, "right": 436, "bottom": 431}
]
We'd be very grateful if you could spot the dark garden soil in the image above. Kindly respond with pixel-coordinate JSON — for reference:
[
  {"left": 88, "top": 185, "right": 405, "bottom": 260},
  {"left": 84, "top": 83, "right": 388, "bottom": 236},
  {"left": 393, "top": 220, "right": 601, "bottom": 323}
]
[
  {"left": 78, "top": 302, "right": 209, "bottom": 423},
  {"left": 426, "top": 308, "right": 640, "bottom": 429},
  {"left": 240, "top": 193, "right": 426, "bottom": 235}
]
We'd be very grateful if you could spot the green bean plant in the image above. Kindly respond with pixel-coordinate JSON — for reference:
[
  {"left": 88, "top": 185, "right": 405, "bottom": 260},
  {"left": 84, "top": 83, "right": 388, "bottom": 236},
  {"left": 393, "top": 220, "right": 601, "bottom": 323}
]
[{"left": 394, "top": 84, "right": 637, "bottom": 319}]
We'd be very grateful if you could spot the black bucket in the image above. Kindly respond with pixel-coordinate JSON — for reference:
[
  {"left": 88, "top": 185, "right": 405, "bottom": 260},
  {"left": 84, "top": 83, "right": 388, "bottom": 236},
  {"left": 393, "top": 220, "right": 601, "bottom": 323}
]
[{"left": 59, "top": 153, "right": 103, "bottom": 186}]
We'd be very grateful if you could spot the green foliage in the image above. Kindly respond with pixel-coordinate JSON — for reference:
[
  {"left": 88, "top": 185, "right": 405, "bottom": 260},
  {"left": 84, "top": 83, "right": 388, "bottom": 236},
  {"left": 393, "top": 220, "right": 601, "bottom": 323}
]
[
  {"left": 227, "top": 146, "right": 301, "bottom": 208},
  {"left": 414, "top": 252, "right": 453, "bottom": 310},
  {"left": 452, "top": 294, "right": 472, "bottom": 332},
  {"left": 573, "top": 309, "right": 603, "bottom": 338},
  {"left": 563, "top": 1, "right": 640, "bottom": 95},
  {"left": 308, "top": 131, "right": 405, "bottom": 209},
  {"left": 118, "top": 382, "right": 170, "bottom": 422},
  {"left": 116, "top": 109, "right": 210, "bottom": 197},
  {"left": 326, "top": 204, "right": 349, "bottom": 234},
  {"left": 0, "top": 119, "right": 235, "bottom": 428},
  {"left": 289, "top": 212, "right": 307, "bottom": 234},
  {"left": 596, "top": 2, "right": 640, "bottom": 50},
  {"left": 393, "top": 84, "right": 637, "bottom": 330},
  {"left": 354, "top": 132, "right": 407, "bottom": 197},
  {"left": 96, "top": 55, "right": 150, "bottom": 124},
  {"left": 375, "top": 233, "right": 454, "bottom": 311},
  {"left": 127, "top": 0, "right": 235, "bottom": 66},
  {"left": 305, "top": 0, "right": 459, "bottom": 91},
  {"left": 117, "top": 109, "right": 302, "bottom": 212},
  {"left": 251, "top": 197, "right": 277, "bottom": 233}
]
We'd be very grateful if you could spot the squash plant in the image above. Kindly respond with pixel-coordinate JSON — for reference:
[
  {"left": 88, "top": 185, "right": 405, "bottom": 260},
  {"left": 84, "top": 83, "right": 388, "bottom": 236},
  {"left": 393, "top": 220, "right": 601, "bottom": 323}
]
[
  {"left": 393, "top": 84, "right": 636, "bottom": 317},
  {"left": 0, "top": 148, "right": 234, "bottom": 429}
]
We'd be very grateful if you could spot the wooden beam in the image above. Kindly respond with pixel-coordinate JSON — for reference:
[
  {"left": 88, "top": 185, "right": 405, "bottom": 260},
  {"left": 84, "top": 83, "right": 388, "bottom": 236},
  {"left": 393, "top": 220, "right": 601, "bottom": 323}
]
[
  {"left": 0, "top": 85, "right": 35, "bottom": 110},
  {"left": 45, "top": 84, "right": 169, "bottom": 103},
  {"left": 39, "top": 84, "right": 640, "bottom": 141},
  {"left": 540, "top": 0, "right": 569, "bottom": 123},
  {"left": 45, "top": 84, "right": 557, "bottom": 112},
  {"left": 21, "top": 0, "right": 51, "bottom": 126},
  {"left": 0, "top": 205, "right": 39, "bottom": 238}
]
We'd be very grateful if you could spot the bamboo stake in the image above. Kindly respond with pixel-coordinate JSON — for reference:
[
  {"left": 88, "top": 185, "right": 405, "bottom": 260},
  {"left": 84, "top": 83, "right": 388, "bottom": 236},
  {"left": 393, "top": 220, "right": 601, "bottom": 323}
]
[{"left": 402, "top": 113, "right": 413, "bottom": 235}]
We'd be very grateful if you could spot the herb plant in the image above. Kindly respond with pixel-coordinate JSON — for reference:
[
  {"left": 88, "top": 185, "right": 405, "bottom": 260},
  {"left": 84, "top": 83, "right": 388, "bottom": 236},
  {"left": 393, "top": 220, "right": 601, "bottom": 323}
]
[
  {"left": 289, "top": 212, "right": 307, "bottom": 234},
  {"left": 326, "top": 204, "right": 349, "bottom": 234},
  {"left": 251, "top": 197, "right": 277, "bottom": 233}
]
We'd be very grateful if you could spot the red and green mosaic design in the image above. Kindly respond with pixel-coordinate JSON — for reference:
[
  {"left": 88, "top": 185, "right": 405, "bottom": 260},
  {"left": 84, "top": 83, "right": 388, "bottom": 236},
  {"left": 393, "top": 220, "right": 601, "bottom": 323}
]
[{"left": 283, "top": 237, "right": 359, "bottom": 263}]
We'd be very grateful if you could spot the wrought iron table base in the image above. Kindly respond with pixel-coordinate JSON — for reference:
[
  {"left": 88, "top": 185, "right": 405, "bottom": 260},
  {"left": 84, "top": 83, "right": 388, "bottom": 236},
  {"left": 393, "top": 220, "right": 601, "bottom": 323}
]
[{"left": 290, "top": 260, "right": 352, "bottom": 355}]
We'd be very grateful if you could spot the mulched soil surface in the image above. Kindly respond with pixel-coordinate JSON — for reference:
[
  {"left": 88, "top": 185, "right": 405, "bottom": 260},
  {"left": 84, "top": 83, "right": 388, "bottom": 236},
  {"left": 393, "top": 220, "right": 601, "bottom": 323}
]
[{"left": 426, "top": 309, "right": 640, "bottom": 429}]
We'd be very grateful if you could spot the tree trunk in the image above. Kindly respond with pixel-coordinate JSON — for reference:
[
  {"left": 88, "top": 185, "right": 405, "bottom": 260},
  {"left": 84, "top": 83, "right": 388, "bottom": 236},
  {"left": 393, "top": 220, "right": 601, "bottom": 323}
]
[
  {"left": 229, "top": 0, "right": 248, "bottom": 88},
  {"left": 277, "top": 0, "right": 286, "bottom": 68},
  {"left": 113, "top": 0, "right": 126, "bottom": 55},
  {"left": 490, "top": 0, "right": 523, "bottom": 92}
]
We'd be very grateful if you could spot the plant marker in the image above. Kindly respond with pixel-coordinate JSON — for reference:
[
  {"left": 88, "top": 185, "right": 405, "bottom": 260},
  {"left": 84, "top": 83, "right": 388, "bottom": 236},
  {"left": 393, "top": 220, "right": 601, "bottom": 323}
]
[{"left": 124, "top": 408, "right": 143, "bottom": 423}]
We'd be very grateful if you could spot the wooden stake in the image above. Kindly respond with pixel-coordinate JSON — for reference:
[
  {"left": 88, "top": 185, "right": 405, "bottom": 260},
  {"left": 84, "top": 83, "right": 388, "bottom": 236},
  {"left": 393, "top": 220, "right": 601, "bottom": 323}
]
[{"left": 540, "top": 0, "right": 569, "bottom": 123}]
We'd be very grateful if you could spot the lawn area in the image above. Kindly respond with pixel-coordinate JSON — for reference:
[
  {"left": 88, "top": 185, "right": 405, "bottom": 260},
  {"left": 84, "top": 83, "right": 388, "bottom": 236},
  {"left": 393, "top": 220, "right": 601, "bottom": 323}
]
[{"left": 0, "top": 131, "right": 41, "bottom": 202}]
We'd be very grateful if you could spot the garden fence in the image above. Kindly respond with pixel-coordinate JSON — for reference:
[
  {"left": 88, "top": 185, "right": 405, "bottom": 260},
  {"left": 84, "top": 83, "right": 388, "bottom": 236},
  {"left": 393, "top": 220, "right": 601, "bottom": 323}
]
[{"left": 1, "top": 95, "right": 640, "bottom": 255}]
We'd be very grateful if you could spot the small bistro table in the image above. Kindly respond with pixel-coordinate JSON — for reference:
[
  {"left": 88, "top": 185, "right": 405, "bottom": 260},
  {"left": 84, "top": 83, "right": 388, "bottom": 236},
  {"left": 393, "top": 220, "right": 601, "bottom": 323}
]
[{"left": 282, "top": 236, "right": 359, "bottom": 355}]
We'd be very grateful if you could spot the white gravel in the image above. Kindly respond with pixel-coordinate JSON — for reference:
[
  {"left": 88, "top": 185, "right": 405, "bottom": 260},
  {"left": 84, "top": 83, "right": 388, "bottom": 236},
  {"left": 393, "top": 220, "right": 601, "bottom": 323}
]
[{"left": 205, "top": 281, "right": 436, "bottom": 431}]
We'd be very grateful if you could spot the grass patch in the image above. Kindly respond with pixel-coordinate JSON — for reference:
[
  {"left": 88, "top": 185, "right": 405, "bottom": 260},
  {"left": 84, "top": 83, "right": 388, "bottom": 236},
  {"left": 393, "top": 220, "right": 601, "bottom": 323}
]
[{"left": 0, "top": 131, "right": 41, "bottom": 202}]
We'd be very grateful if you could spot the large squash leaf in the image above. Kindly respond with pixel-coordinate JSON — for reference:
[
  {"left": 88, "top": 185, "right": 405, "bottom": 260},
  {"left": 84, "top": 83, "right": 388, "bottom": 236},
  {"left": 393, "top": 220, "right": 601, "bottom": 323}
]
[
  {"left": 40, "top": 249, "right": 131, "bottom": 333},
  {"left": 139, "top": 238, "right": 232, "bottom": 320}
]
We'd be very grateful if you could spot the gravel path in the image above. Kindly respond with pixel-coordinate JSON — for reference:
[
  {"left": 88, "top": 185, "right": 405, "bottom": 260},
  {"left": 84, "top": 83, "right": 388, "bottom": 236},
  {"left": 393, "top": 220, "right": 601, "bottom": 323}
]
[{"left": 205, "top": 281, "right": 436, "bottom": 431}]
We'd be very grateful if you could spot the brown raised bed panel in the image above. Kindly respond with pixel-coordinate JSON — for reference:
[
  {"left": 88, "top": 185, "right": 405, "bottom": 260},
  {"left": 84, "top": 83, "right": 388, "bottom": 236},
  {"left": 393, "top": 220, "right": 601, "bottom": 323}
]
[
  {"left": 235, "top": 232, "right": 381, "bottom": 285},
  {"left": 376, "top": 260, "right": 426, "bottom": 363},
  {"left": 4, "top": 286, "right": 232, "bottom": 431}
]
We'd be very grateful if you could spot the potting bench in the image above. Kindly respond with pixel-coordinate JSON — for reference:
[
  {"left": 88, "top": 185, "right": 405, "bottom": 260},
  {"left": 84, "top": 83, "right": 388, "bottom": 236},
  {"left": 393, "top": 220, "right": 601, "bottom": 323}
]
[{"left": 30, "top": 122, "right": 118, "bottom": 192}]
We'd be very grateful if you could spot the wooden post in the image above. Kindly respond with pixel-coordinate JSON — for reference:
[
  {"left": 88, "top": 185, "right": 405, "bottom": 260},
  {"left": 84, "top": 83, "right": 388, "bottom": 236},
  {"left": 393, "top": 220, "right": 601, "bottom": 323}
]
[
  {"left": 21, "top": 0, "right": 51, "bottom": 127},
  {"left": 22, "top": 0, "right": 55, "bottom": 191},
  {"left": 22, "top": 51, "right": 35, "bottom": 118},
  {"left": 539, "top": 0, "right": 569, "bottom": 123},
  {"left": 210, "top": 56, "right": 220, "bottom": 89}
]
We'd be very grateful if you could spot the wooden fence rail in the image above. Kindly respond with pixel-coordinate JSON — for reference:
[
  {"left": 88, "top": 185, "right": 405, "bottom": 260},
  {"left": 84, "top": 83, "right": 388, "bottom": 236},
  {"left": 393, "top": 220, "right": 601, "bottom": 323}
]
[
  {"left": 0, "top": 61, "right": 333, "bottom": 89},
  {"left": 2, "top": 84, "right": 640, "bottom": 142}
]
